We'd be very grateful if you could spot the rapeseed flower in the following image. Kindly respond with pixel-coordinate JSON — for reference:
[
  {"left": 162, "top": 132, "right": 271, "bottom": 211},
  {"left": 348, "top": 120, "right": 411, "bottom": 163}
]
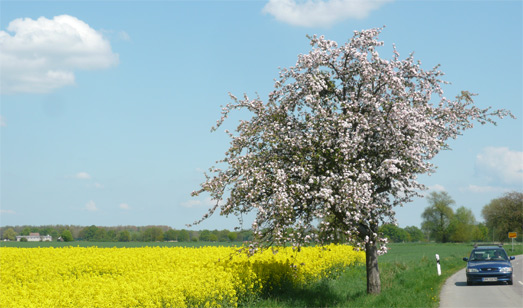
[{"left": 0, "top": 244, "right": 363, "bottom": 307}]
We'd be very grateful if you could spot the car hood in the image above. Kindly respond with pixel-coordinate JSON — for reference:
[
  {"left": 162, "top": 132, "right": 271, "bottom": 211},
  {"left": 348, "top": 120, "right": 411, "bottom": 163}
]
[{"left": 468, "top": 261, "right": 511, "bottom": 268}]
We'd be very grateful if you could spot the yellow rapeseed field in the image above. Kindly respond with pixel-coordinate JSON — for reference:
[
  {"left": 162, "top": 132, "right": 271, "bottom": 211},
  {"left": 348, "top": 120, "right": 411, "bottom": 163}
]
[{"left": 0, "top": 244, "right": 364, "bottom": 307}]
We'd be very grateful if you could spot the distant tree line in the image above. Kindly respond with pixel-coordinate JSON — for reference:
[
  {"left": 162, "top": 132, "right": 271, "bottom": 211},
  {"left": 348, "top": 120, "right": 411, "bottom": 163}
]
[
  {"left": 2, "top": 192, "right": 520, "bottom": 244},
  {"left": 0, "top": 225, "right": 253, "bottom": 243},
  {"left": 379, "top": 191, "right": 522, "bottom": 243},
  {"left": 379, "top": 224, "right": 425, "bottom": 243}
]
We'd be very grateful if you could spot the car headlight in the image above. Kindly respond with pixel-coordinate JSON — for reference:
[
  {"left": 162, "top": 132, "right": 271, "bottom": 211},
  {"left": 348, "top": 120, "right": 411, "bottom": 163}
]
[
  {"left": 467, "top": 268, "right": 479, "bottom": 273},
  {"left": 500, "top": 267, "right": 512, "bottom": 273}
]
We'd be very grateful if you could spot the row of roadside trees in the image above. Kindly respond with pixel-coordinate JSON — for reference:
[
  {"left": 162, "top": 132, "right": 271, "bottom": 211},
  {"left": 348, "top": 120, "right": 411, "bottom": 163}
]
[
  {"left": 380, "top": 191, "right": 522, "bottom": 243},
  {"left": 420, "top": 191, "right": 521, "bottom": 243}
]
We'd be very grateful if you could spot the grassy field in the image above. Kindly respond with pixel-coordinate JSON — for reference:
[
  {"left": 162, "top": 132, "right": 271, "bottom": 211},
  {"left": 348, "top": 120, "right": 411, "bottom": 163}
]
[
  {"left": 3, "top": 241, "right": 521, "bottom": 307},
  {"left": 247, "top": 243, "right": 523, "bottom": 308}
]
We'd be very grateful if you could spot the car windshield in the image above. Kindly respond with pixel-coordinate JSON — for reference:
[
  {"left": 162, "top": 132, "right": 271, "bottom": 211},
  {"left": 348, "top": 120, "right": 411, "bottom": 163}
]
[{"left": 469, "top": 249, "right": 508, "bottom": 261}]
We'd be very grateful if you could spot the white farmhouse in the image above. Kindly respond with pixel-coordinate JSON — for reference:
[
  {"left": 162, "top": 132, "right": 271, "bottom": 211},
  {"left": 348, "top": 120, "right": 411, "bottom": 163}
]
[{"left": 16, "top": 233, "right": 52, "bottom": 242}]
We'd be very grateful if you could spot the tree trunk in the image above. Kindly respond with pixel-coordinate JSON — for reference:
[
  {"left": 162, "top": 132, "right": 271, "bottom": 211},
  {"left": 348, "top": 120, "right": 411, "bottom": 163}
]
[{"left": 365, "top": 241, "right": 381, "bottom": 294}]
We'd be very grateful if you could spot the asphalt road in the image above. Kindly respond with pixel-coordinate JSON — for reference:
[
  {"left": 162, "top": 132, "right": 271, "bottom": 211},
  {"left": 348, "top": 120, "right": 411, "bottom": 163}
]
[{"left": 439, "top": 255, "right": 523, "bottom": 308}]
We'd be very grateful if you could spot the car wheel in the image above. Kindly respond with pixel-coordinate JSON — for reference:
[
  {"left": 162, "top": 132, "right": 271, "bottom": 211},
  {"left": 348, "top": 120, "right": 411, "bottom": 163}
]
[
  {"left": 467, "top": 280, "right": 472, "bottom": 286},
  {"left": 508, "top": 280, "right": 513, "bottom": 285}
]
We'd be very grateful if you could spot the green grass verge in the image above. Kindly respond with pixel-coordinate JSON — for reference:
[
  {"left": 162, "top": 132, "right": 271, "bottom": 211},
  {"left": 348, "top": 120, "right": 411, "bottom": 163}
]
[{"left": 246, "top": 243, "right": 523, "bottom": 308}]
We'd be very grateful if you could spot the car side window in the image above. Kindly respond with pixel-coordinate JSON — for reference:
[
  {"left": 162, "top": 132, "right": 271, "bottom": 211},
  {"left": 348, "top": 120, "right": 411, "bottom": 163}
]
[{"left": 493, "top": 250, "right": 507, "bottom": 260}]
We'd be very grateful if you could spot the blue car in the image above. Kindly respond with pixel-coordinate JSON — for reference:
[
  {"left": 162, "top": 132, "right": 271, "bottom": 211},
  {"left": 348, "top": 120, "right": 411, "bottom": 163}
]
[{"left": 463, "top": 245, "right": 515, "bottom": 285}]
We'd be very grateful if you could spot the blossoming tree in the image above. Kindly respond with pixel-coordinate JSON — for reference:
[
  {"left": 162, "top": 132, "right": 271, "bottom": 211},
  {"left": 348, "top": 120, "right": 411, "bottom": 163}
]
[{"left": 191, "top": 28, "right": 512, "bottom": 294}]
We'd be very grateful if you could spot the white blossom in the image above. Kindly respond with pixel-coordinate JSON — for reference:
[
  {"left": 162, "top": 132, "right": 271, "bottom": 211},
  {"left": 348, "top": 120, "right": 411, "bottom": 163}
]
[{"left": 191, "top": 27, "right": 513, "bottom": 255}]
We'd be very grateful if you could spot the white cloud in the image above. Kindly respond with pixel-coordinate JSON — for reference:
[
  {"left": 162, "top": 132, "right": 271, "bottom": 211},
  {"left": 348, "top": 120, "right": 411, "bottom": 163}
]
[
  {"left": 75, "top": 172, "right": 91, "bottom": 180},
  {"left": 84, "top": 200, "right": 98, "bottom": 212},
  {"left": 118, "top": 31, "right": 131, "bottom": 41},
  {"left": 119, "top": 203, "right": 130, "bottom": 210},
  {"left": 0, "top": 116, "right": 6, "bottom": 127},
  {"left": 0, "top": 15, "right": 119, "bottom": 94},
  {"left": 475, "top": 147, "right": 523, "bottom": 186},
  {"left": 181, "top": 197, "right": 218, "bottom": 209},
  {"left": 100, "top": 29, "right": 131, "bottom": 42},
  {"left": 461, "top": 185, "right": 510, "bottom": 194},
  {"left": 94, "top": 182, "right": 104, "bottom": 189},
  {"left": 428, "top": 184, "right": 446, "bottom": 192},
  {"left": 262, "top": 0, "right": 393, "bottom": 27},
  {"left": 0, "top": 209, "right": 16, "bottom": 214}
]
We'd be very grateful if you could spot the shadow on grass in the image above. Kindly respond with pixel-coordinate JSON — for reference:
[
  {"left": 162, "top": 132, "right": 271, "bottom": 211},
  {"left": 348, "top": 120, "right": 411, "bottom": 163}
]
[{"left": 255, "top": 279, "right": 366, "bottom": 308}]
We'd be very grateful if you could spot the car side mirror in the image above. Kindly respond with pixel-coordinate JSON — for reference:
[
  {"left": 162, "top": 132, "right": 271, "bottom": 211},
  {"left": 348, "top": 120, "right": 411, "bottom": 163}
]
[
  {"left": 463, "top": 257, "right": 468, "bottom": 261},
  {"left": 510, "top": 256, "right": 515, "bottom": 260}
]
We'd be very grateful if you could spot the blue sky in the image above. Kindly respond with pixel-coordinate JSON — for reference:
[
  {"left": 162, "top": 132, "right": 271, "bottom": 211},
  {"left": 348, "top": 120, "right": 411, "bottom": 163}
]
[{"left": 1, "top": 0, "right": 521, "bottom": 230}]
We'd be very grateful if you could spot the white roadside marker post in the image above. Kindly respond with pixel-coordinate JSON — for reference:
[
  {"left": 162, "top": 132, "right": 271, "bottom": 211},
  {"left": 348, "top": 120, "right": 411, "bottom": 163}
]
[{"left": 436, "top": 254, "right": 441, "bottom": 276}]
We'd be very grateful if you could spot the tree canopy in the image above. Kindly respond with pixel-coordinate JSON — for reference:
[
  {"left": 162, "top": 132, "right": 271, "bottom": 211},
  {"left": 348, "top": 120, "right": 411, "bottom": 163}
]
[
  {"left": 421, "top": 191, "right": 455, "bottom": 243},
  {"left": 192, "top": 27, "right": 512, "bottom": 294},
  {"left": 449, "top": 206, "right": 476, "bottom": 242},
  {"left": 379, "top": 224, "right": 409, "bottom": 243},
  {"left": 2, "top": 228, "right": 16, "bottom": 241},
  {"left": 482, "top": 191, "right": 523, "bottom": 242},
  {"left": 60, "top": 230, "right": 74, "bottom": 242}
]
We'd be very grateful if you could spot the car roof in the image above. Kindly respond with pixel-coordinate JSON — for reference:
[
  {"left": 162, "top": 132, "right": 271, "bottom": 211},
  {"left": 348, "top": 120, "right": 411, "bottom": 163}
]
[{"left": 473, "top": 246, "right": 504, "bottom": 250}]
